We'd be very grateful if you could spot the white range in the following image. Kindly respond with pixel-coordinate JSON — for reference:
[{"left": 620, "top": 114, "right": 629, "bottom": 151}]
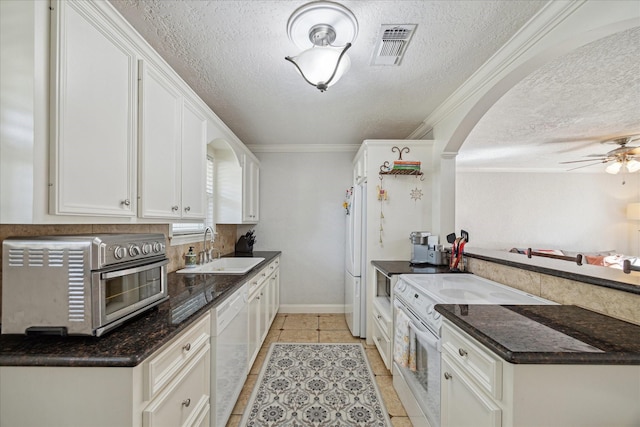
[{"left": 392, "top": 273, "right": 553, "bottom": 427}]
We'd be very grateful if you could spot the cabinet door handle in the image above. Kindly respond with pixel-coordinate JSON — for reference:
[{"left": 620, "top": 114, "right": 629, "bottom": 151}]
[
  {"left": 183, "top": 343, "right": 191, "bottom": 352},
  {"left": 121, "top": 199, "right": 131, "bottom": 206},
  {"left": 376, "top": 314, "right": 382, "bottom": 320},
  {"left": 184, "top": 206, "right": 191, "bottom": 212},
  {"left": 182, "top": 398, "right": 191, "bottom": 407},
  {"left": 458, "top": 348, "right": 468, "bottom": 357},
  {"left": 444, "top": 372, "right": 452, "bottom": 380},
  {"left": 172, "top": 205, "right": 179, "bottom": 211}
]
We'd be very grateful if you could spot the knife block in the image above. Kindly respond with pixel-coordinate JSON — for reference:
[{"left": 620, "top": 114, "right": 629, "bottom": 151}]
[{"left": 235, "top": 236, "right": 253, "bottom": 254}]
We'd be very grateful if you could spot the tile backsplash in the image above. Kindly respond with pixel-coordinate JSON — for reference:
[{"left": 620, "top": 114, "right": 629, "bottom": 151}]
[
  {"left": 0, "top": 223, "right": 238, "bottom": 318},
  {"left": 467, "top": 257, "right": 640, "bottom": 325}
]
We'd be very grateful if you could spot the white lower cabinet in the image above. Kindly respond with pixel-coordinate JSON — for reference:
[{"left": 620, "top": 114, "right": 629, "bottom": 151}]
[
  {"left": 441, "top": 354, "right": 501, "bottom": 427},
  {"left": 441, "top": 320, "right": 640, "bottom": 427},
  {"left": 143, "top": 346, "right": 210, "bottom": 427},
  {"left": 247, "top": 257, "right": 280, "bottom": 367},
  {"left": 371, "top": 299, "right": 392, "bottom": 371},
  {"left": 0, "top": 313, "right": 211, "bottom": 427}
]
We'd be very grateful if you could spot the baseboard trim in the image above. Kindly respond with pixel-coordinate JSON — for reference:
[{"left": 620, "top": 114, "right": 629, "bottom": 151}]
[{"left": 278, "top": 304, "right": 345, "bottom": 314}]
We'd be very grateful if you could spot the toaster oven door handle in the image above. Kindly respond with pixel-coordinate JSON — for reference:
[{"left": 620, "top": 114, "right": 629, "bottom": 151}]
[{"left": 100, "top": 259, "right": 169, "bottom": 280}]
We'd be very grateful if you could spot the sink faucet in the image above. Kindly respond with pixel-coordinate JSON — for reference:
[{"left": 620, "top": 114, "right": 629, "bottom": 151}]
[{"left": 200, "top": 227, "right": 214, "bottom": 264}]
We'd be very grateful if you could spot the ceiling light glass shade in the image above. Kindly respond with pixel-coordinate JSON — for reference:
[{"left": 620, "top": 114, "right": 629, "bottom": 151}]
[
  {"left": 605, "top": 161, "right": 623, "bottom": 174},
  {"left": 626, "top": 159, "right": 640, "bottom": 173},
  {"left": 286, "top": 45, "right": 351, "bottom": 92}
]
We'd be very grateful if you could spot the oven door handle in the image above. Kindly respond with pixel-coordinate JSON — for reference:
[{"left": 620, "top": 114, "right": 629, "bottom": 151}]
[
  {"left": 409, "top": 322, "right": 441, "bottom": 351},
  {"left": 100, "top": 259, "right": 169, "bottom": 280},
  {"left": 394, "top": 299, "right": 441, "bottom": 350}
]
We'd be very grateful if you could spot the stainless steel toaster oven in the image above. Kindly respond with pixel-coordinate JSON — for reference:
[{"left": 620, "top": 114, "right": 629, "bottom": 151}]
[{"left": 1, "top": 233, "right": 169, "bottom": 336}]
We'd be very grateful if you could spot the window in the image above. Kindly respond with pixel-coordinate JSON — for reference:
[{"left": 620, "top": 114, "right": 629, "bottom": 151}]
[{"left": 170, "top": 155, "right": 215, "bottom": 243}]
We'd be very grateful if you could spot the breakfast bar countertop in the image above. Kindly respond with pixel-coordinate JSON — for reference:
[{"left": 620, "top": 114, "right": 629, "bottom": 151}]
[
  {"left": 0, "top": 251, "right": 281, "bottom": 368},
  {"left": 436, "top": 304, "right": 640, "bottom": 365}
]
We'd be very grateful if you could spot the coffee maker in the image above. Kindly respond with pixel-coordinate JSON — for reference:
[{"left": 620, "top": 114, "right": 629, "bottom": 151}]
[
  {"left": 410, "top": 231, "right": 446, "bottom": 265},
  {"left": 410, "top": 231, "right": 430, "bottom": 264}
]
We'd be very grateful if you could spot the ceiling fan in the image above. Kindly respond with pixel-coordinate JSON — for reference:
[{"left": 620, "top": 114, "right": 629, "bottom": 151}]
[{"left": 560, "top": 135, "right": 640, "bottom": 174}]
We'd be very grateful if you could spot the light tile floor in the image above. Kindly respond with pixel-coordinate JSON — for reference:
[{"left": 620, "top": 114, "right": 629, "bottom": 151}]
[{"left": 226, "top": 313, "right": 413, "bottom": 427}]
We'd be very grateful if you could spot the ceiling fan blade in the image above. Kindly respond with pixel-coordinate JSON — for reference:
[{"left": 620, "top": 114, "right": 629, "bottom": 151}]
[
  {"left": 566, "top": 162, "right": 607, "bottom": 171},
  {"left": 559, "top": 158, "right": 607, "bottom": 164}
]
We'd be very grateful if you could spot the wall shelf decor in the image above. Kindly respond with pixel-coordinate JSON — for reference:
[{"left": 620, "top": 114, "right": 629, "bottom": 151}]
[{"left": 379, "top": 146, "right": 424, "bottom": 180}]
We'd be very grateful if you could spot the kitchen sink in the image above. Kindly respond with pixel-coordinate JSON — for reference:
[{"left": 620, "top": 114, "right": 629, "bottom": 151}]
[{"left": 176, "top": 257, "right": 265, "bottom": 275}]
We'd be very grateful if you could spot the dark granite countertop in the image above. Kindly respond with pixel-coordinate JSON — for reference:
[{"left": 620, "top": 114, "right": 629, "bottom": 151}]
[
  {"left": 436, "top": 304, "right": 640, "bottom": 365},
  {"left": 0, "top": 251, "right": 281, "bottom": 368},
  {"left": 371, "top": 260, "right": 451, "bottom": 276}
]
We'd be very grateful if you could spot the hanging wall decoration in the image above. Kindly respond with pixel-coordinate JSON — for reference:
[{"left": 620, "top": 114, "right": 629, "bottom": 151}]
[
  {"left": 410, "top": 187, "right": 423, "bottom": 202},
  {"left": 343, "top": 187, "right": 353, "bottom": 215},
  {"left": 377, "top": 181, "right": 388, "bottom": 245}
]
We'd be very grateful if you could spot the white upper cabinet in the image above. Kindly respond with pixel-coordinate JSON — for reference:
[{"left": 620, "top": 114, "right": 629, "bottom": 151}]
[
  {"left": 138, "top": 61, "right": 206, "bottom": 220},
  {"left": 3, "top": 0, "right": 254, "bottom": 223},
  {"left": 138, "top": 61, "right": 182, "bottom": 218},
  {"left": 215, "top": 149, "right": 260, "bottom": 225},
  {"left": 180, "top": 99, "right": 207, "bottom": 219},
  {"left": 242, "top": 154, "right": 260, "bottom": 223},
  {"left": 49, "top": 0, "right": 137, "bottom": 217}
]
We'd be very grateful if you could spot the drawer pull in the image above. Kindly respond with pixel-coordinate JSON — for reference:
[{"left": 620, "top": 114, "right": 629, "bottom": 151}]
[
  {"left": 444, "top": 372, "right": 452, "bottom": 380},
  {"left": 182, "top": 343, "right": 191, "bottom": 352},
  {"left": 182, "top": 398, "right": 191, "bottom": 407},
  {"left": 458, "top": 348, "right": 468, "bottom": 357}
]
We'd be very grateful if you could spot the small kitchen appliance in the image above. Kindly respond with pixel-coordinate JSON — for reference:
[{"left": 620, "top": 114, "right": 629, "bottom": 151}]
[
  {"left": 1, "top": 233, "right": 168, "bottom": 336},
  {"left": 410, "top": 231, "right": 430, "bottom": 264}
]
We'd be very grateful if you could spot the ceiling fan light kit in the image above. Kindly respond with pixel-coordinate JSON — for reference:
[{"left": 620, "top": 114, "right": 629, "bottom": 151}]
[
  {"left": 285, "top": 1, "right": 358, "bottom": 92},
  {"left": 561, "top": 135, "right": 640, "bottom": 174}
]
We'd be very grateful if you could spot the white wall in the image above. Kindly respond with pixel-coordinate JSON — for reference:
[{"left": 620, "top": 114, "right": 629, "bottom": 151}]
[
  {"left": 248, "top": 151, "right": 353, "bottom": 309},
  {"left": 456, "top": 171, "right": 639, "bottom": 255}
]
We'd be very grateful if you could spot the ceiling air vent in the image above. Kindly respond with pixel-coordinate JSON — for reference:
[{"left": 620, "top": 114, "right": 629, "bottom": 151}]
[{"left": 371, "top": 24, "right": 417, "bottom": 66}]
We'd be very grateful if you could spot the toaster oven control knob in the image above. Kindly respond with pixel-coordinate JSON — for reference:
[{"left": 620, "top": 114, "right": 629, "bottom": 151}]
[
  {"left": 113, "top": 246, "right": 126, "bottom": 260},
  {"left": 141, "top": 242, "right": 152, "bottom": 255},
  {"left": 152, "top": 241, "right": 163, "bottom": 253},
  {"left": 128, "top": 244, "right": 141, "bottom": 257}
]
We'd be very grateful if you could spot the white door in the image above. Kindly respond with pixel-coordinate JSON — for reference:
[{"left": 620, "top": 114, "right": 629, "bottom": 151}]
[{"left": 344, "top": 271, "right": 361, "bottom": 337}]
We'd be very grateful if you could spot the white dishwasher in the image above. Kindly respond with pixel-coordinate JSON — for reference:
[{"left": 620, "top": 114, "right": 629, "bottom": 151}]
[{"left": 211, "top": 283, "right": 249, "bottom": 427}]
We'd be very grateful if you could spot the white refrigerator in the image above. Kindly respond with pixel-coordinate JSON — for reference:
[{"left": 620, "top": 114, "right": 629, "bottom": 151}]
[
  {"left": 345, "top": 140, "right": 433, "bottom": 339},
  {"left": 345, "top": 182, "right": 366, "bottom": 337}
]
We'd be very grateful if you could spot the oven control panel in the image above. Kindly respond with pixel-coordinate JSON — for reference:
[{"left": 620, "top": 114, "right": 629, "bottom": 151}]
[{"left": 394, "top": 278, "right": 442, "bottom": 330}]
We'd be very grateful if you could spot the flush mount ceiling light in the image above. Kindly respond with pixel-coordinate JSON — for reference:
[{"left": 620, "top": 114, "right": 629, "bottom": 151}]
[{"left": 285, "top": 1, "right": 358, "bottom": 92}]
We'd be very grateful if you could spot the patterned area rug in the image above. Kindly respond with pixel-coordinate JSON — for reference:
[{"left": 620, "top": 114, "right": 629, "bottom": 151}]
[{"left": 241, "top": 343, "right": 392, "bottom": 427}]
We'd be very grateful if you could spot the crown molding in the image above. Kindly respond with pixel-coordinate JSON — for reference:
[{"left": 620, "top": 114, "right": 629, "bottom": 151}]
[{"left": 247, "top": 144, "right": 361, "bottom": 153}]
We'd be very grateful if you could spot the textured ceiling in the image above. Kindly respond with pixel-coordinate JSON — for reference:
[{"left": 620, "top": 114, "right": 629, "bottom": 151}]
[
  {"left": 109, "top": 1, "right": 639, "bottom": 172},
  {"left": 110, "top": 0, "right": 547, "bottom": 146},
  {"left": 458, "top": 26, "right": 640, "bottom": 171}
]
